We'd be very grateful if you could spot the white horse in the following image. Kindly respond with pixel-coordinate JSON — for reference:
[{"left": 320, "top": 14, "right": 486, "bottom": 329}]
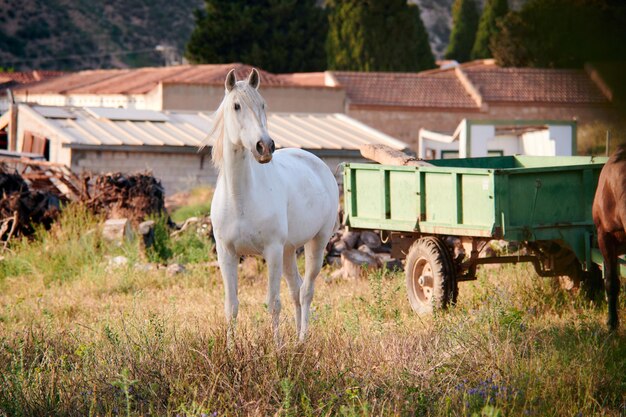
[{"left": 208, "top": 68, "right": 339, "bottom": 343}]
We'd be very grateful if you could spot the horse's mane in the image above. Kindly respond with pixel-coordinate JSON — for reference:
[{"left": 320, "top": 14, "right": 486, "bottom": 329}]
[
  {"left": 202, "top": 83, "right": 266, "bottom": 169},
  {"left": 610, "top": 143, "right": 626, "bottom": 163}
]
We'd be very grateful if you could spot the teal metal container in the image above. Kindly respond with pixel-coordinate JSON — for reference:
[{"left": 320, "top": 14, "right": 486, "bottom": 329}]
[{"left": 343, "top": 155, "right": 607, "bottom": 267}]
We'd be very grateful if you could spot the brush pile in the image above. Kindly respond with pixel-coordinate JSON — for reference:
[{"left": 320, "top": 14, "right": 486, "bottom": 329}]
[
  {"left": 85, "top": 172, "right": 167, "bottom": 225},
  {"left": 0, "top": 156, "right": 169, "bottom": 244},
  {"left": 0, "top": 164, "right": 64, "bottom": 241}
]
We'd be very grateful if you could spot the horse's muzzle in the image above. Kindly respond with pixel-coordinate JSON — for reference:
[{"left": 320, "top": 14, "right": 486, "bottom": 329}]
[{"left": 255, "top": 138, "right": 275, "bottom": 164}]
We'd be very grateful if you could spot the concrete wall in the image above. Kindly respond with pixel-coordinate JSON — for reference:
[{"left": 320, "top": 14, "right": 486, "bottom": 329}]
[
  {"left": 348, "top": 104, "right": 619, "bottom": 153},
  {"left": 15, "top": 93, "right": 147, "bottom": 109},
  {"left": 69, "top": 149, "right": 365, "bottom": 194},
  {"left": 70, "top": 149, "right": 218, "bottom": 195},
  {"left": 161, "top": 84, "right": 346, "bottom": 113}
]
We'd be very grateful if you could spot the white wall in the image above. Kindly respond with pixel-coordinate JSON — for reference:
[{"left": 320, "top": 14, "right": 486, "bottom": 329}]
[
  {"left": 468, "top": 124, "right": 494, "bottom": 157},
  {"left": 521, "top": 126, "right": 573, "bottom": 156}
]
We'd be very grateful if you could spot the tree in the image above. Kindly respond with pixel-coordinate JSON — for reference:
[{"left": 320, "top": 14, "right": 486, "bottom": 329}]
[
  {"left": 471, "top": 0, "right": 508, "bottom": 60},
  {"left": 445, "top": 0, "right": 479, "bottom": 63},
  {"left": 491, "top": 0, "right": 626, "bottom": 68},
  {"left": 326, "top": 0, "right": 435, "bottom": 72},
  {"left": 185, "top": 0, "right": 327, "bottom": 73}
]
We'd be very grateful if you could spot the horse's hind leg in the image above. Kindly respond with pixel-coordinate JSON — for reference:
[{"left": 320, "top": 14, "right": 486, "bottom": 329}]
[
  {"left": 300, "top": 235, "right": 326, "bottom": 341},
  {"left": 598, "top": 231, "right": 620, "bottom": 330},
  {"left": 283, "top": 247, "right": 303, "bottom": 336},
  {"left": 216, "top": 241, "right": 239, "bottom": 346}
]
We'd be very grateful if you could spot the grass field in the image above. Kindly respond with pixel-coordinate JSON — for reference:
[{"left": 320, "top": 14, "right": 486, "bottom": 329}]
[{"left": 0, "top": 205, "right": 625, "bottom": 416}]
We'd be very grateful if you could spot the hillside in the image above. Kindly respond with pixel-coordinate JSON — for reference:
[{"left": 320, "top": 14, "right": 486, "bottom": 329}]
[
  {"left": 0, "top": 0, "right": 202, "bottom": 70},
  {"left": 0, "top": 0, "right": 527, "bottom": 71}
]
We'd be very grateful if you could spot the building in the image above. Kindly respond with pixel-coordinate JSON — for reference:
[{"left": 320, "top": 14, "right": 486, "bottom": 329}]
[
  {"left": 9, "top": 60, "right": 620, "bottom": 155},
  {"left": 290, "top": 60, "right": 620, "bottom": 152},
  {"left": 418, "top": 119, "right": 577, "bottom": 159},
  {"left": 0, "top": 70, "right": 64, "bottom": 114},
  {"left": 12, "top": 63, "right": 346, "bottom": 113},
  {"left": 0, "top": 104, "right": 409, "bottom": 194}
]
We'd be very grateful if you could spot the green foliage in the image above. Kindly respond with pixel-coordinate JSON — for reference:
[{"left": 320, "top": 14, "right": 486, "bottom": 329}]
[
  {"left": 326, "top": 0, "right": 435, "bottom": 72},
  {"left": 471, "top": 0, "right": 508, "bottom": 60},
  {"left": 492, "top": 0, "right": 626, "bottom": 68},
  {"left": 170, "top": 227, "right": 214, "bottom": 264},
  {"left": 0, "top": 204, "right": 108, "bottom": 284},
  {"left": 445, "top": 0, "right": 480, "bottom": 62},
  {"left": 146, "top": 216, "right": 173, "bottom": 264},
  {"left": 146, "top": 215, "right": 213, "bottom": 264},
  {"left": 185, "top": 0, "right": 327, "bottom": 73}
]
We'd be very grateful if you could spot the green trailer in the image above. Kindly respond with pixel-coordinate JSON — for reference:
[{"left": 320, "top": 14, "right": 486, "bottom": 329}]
[{"left": 343, "top": 155, "right": 608, "bottom": 313}]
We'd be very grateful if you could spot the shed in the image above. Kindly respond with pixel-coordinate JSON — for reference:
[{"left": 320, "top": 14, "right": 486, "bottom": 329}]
[
  {"left": 418, "top": 119, "right": 577, "bottom": 159},
  {"left": 0, "top": 104, "right": 409, "bottom": 194}
]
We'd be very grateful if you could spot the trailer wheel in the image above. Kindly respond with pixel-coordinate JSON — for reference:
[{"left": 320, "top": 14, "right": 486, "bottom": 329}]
[{"left": 405, "top": 236, "right": 457, "bottom": 314}]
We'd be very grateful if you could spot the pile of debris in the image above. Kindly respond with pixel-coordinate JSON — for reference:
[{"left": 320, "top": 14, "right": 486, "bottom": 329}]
[
  {"left": 0, "top": 160, "right": 73, "bottom": 241},
  {"left": 0, "top": 156, "right": 170, "bottom": 245},
  {"left": 84, "top": 172, "right": 168, "bottom": 225},
  {"left": 326, "top": 226, "right": 401, "bottom": 280}
]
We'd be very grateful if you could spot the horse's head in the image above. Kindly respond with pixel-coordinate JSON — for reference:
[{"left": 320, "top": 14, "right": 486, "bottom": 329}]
[{"left": 222, "top": 68, "right": 275, "bottom": 164}]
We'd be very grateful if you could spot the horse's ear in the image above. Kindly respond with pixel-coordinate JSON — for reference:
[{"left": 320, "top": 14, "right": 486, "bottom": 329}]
[
  {"left": 225, "top": 69, "right": 237, "bottom": 92},
  {"left": 248, "top": 68, "right": 260, "bottom": 90}
]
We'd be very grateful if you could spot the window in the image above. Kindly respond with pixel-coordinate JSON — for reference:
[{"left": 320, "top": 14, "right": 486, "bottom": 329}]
[
  {"left": 22, "top": 131, "right": 49, "bottom": 159},
  {"left": 441, "top": 150, "right": 460, "bottom": 159}
]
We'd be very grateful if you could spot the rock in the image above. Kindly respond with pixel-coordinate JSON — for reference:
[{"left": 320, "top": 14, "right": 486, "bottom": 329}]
[
  {"left": 326, "top": 255, "right": 342, "bottom": 267},
  {"left": 341, "top": 249, "right": 378, "bottom": 279},
  {"left": 102, "top": 218, "right": 132, "bottom": 243},
  {"left": 359, "top": 231, "right": 382, "bottom": 251},
  {"left": 138, "top": 220, "right": 155, "bottom": 249},
  {"left": 341, "top": 229, "right": 360, "bottom": 250},
  {"left": 107, "top": 255, "right": 129, "bottom": 270},
  {"left": 328, "top": 267, "right": 345, "bottom": 282},
  {"left": 358, "top": 244, "right": 377, "bottom": 257},
  {"left": 134, "top": 263, "right": 156, "bottom": 272},
  {"left": 166, "top": 263, "right": 186, "bottom": 276}
]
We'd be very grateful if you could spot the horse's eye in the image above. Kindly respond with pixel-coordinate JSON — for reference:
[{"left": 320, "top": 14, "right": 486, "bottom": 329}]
[{"left": 234, "top": 103, "right": 240, "bottom": 111}]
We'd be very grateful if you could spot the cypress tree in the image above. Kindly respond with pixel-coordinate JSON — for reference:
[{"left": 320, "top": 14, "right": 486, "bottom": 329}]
[
  {"left": 445, "top": 0, "right": 479, "bottom": 63},
  {"left": 491, "top": 0, "right": 626, "bottom": 68},
  {"left": 471, "top": 0, "right": 509, "bottom": 60},
  {"left": 326, "top": 0, "right": 435, "bottom": 72},
  {"left": 185, "top": 0, "right": 327, "bottom": 73}
]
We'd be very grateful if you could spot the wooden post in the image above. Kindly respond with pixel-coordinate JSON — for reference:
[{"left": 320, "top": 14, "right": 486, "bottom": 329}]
[
  {"left": 6, "top": 89, "right": 17, "bottom": 151},
  {"left": 606, "top": 130, "right": 611, "bottom": 157}
]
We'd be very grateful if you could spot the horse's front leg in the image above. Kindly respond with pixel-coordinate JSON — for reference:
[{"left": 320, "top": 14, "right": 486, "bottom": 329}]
[
  {"left": 265, "top": 244, "right": 284, "bottom": 346},
  {"left": 216, "top": 241, "right": 239, "bottom": 346}
]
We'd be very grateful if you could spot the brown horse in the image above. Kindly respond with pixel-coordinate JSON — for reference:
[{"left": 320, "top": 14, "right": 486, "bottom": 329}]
[{"left": 592, "top": 144, "right": 626, "bottom": 330}]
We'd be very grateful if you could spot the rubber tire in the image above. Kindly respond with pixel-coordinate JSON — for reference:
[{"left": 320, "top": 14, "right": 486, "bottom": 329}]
[{"left": 405, "top": 236, "right": 458, "bottom": 314}]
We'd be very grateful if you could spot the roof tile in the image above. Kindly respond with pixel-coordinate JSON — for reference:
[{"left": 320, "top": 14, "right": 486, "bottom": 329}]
[
  {"left": 332, "top": 71, "right": 479, "bottom": 109},
  {"left": 16, "top": 64, "right": 289, "bottom": 95},
  {"left": 463, "top": 65, "right": 608, "bottom": 104}
]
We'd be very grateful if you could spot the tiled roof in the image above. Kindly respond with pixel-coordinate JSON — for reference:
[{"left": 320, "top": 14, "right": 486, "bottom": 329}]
[
  {"left": 0, "top": 70, "right": 64, "bottom": 86},
  {"left": 277, "top": 72, "right": 329, "bottom": 87},
  {"left": 462, "top": 64, "right": 609, "bottom": 104},
  {"left": 15, "top": 64, "right": 289, "bottom": 95},
  {"left": 332, "top": 71, "right": 479, "bottom": 109}
]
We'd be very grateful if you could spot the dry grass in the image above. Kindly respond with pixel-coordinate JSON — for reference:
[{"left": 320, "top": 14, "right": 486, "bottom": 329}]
[{"left": 0, "top": 207, "right": 625, "bottom": 416}]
